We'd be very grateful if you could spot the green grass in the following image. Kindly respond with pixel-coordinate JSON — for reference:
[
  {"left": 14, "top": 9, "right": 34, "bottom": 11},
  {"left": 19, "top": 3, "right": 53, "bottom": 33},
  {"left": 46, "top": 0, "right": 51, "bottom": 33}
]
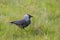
[{"left": 0, "top": 0, "right": 60, "bottom": 40}]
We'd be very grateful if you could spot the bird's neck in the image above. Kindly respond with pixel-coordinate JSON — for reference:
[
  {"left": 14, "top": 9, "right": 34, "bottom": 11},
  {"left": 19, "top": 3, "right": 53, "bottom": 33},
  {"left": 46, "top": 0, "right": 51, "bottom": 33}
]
[{"left": 24, "top": 18, "right": 30, "bottom": 21}]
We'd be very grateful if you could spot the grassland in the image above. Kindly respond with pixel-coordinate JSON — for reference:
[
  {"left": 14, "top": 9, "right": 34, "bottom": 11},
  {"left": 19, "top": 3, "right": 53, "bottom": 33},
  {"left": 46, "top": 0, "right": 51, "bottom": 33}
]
[{"left": 0, "top": 0, "right": 60, "bottom": 40}]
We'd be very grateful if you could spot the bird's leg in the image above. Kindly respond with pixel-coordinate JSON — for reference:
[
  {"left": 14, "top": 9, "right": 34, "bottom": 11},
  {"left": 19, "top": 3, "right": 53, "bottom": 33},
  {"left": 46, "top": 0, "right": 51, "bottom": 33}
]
[{"left": 23, "top": 28, "right": 27, "bottom": 32}]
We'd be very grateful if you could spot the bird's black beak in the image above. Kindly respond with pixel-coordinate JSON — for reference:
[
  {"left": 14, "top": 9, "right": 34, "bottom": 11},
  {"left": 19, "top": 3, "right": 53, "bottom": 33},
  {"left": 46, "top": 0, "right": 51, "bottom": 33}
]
[{"left": 27, "top": 14, "right": 33, "bottom": 18}]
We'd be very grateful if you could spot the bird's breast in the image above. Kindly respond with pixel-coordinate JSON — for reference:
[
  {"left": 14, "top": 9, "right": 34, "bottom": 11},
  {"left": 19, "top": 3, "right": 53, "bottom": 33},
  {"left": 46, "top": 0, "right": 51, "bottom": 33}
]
[{"left": 24, "top": 20, "right": 31, "bottom": 27}]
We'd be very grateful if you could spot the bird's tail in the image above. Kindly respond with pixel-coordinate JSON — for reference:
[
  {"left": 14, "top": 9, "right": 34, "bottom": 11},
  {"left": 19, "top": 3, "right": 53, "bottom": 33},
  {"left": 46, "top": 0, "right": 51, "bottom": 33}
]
[{"left": 10, "top": 22, "right": 14, "bottom": 23}]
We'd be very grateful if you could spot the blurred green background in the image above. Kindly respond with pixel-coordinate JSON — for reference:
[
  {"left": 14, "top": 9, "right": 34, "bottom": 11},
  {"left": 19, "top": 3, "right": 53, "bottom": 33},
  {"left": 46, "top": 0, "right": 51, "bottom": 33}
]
[{"left": 0, "top": 0, "right": 60, "bottom": 40}]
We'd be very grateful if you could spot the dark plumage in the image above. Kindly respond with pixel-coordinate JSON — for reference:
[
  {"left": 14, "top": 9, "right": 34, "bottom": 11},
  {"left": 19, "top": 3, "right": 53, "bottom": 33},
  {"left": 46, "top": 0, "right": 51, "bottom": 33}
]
[{"left": 10, "top": 14, "right": 33, "bottom": 29}]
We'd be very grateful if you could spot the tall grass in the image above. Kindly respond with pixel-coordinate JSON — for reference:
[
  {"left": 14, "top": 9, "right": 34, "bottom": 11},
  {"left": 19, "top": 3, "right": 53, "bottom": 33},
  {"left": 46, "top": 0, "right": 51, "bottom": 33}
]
[{"left": 0, "top": 0, "right": 60, "bottom": 40}]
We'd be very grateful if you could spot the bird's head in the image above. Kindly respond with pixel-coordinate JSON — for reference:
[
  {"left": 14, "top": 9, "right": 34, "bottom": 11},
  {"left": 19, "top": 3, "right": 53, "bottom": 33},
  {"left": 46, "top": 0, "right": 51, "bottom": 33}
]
[
  {"left": 24, "top": 14, "right": 33, "bottom": 21},
  {"left": 27, "top": 14, "right": 33, "bottom": 18}
]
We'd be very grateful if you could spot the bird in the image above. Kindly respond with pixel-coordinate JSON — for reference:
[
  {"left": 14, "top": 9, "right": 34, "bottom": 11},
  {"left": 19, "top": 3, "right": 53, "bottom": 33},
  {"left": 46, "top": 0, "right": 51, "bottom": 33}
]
[{"left": 10, "top": 14, "right": 33, "bottom": 29}]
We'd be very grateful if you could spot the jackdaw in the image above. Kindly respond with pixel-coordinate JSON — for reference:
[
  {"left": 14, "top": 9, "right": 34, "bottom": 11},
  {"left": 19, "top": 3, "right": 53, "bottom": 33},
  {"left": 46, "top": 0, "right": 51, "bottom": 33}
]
[{"left": 10, "top": 14, "right": 33, "bottom": 29}]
